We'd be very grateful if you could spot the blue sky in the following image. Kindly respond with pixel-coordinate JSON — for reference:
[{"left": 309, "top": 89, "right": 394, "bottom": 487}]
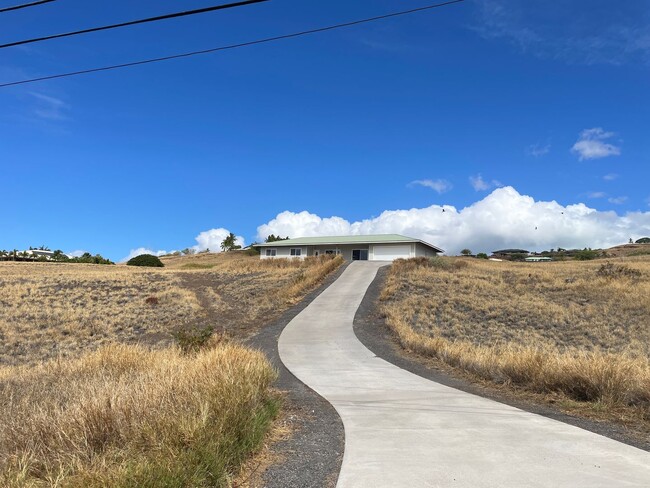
[{"left": 1, "top": 0, "right": 649, "bottom": 259}]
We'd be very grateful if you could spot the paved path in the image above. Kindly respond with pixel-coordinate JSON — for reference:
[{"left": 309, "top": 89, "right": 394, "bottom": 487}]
[{"left": 278, "top": 262, "right": 650, "bottom": 488}]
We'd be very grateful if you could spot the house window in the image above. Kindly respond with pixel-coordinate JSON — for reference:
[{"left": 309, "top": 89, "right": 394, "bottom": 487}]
[
  {"left": 290, "top": 248, "right": 302, "bottom": 256},
  {"left": 265, "top": 249, "right": 276, "bottom": 257}
]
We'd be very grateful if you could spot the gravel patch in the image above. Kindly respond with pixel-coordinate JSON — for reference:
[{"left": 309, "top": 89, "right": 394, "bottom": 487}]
[{"left": 246, "top": 263, "right": 349, "bottom": 487}]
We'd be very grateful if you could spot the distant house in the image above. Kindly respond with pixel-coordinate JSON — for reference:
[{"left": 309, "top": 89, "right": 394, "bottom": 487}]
[
  {"left": 25, "top": 250, "right": 57, "bottom": 259},
  {"left": 492, "top": 249, "right": 530, "bottom": 259},
  {"left": 525, "top": 256, "right": 552, "bottom": 262},
  {"left": 256, "top": 234, "right": 443, "bottom": 261}
]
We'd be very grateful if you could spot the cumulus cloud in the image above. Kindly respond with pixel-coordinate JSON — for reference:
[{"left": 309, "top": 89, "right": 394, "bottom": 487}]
[
  {"left": 257, "top": 187, "right": 650, "bottom": 255},
  {"left": 408, "top": 179, "right": 452, "bottom": 194},
  {"left": 122, "top": 247, "right": 167, "bottom": 262},
  {"left": 571, "top": 128, "right": 621, "bottom": 161},
  {"left": 469, "top": 174, "right": 502, "bottom": 192},
  {"left": 192, "top": 228, "right": 245, "bottom": 252}
]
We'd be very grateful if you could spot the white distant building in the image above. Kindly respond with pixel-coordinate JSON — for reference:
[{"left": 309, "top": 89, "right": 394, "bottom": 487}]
[{"left": 256, "top": 234, "right": 443, "bottom": 262}]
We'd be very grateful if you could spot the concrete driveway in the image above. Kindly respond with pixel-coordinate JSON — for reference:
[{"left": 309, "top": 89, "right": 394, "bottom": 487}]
[{"left": 278, "top": 262, "right": 650, "bottom": 487}]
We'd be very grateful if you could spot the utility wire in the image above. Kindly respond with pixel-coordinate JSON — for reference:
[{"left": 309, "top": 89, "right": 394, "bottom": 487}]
[
  {"left": 0, "top": 0, "right": 55, "bottom": 14},
  {"left": 0, "top": 0, "right": 465, "bottom": 88},
  {"left": 0, "top": 0, "right": 269, "bottom": 49}
]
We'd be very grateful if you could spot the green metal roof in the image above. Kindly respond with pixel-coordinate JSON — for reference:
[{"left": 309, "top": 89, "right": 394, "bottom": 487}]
[{"left": 256, "top": 234, "right": 444, "bottom": 252}]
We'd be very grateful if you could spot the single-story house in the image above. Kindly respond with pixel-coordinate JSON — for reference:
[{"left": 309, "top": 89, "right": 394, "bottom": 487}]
[{"left": 256, "top": 234, "right": 443, "bottom": 261}]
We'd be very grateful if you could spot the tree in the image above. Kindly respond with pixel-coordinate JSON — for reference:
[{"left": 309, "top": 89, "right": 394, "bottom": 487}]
[
  {"left": 220, "top": 232, "right": 241, "bottom": 252},
  {"left": 51, "top": 250, "right": 69, "bottom": 262},
  {"left": 476, "top": 252, "right": 488, "bottom": 259},
  {"left": 265, "top": 234, "right": 289, "bottom": 243},
  {"left": 460, "top": 249, "right": 472, "bottom": 256},
  {"left": 635, "top": 237, "right": 650, "bottom": 244},
  {"left": 127, "top": 254, "right": 164, "bottom": 267},
  {"left": 574, "top": 248, "right": 599, "bottom": 261}
]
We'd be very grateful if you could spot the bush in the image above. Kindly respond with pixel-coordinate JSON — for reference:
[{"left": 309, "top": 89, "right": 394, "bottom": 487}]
[
  {"left": 574, "top": 249, "right": 600, "bottom": 261},
  {"left": 127, "top": 254, "right": 164, "bottom": 267},
  {"left": 476, "top": 253, "right": 489, "bottom": 259},
  {"left": 173, "top": 325, "right": 220, "bottom": 353},
  {"left": 596, "top": 262, "right": 642, "bottom": 280}
]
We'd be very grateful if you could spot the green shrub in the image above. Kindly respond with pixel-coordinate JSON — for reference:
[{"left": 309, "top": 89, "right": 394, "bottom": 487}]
[
  {"left": 173, "top": 326, "right": 219, "bottom": 354},
  {"left": 126, "top": 254, "right": 164, "bottom": 267},
  {"left": 476, "top": 253, "right": 489, "bottom": 259},
  {"left": 574, "top": 249, "right": 600, "bottom": 261}
]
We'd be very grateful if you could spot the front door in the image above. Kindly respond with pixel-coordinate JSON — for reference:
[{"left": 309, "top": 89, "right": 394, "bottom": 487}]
[{"left": 352, "top": 249, "right": 368, "bottom": 261}]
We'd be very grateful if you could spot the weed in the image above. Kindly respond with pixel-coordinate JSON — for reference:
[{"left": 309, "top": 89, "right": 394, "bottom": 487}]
[{"left": 596, "top": 262, "right": 642, "bottom": 280}]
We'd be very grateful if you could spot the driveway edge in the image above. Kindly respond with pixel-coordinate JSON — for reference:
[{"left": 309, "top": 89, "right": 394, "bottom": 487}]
[{"left": 246, "top": 262, "right": 350, "bottom": 487}]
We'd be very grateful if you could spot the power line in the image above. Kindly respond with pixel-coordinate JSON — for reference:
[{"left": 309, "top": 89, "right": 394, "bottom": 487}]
[
  {"left": 0, "top": 0, "right": 55, "bottom": 14},
  {"left": 0, "top": 0, "right": 269, "bottom": 49},
  {"left": 0, "top": 0, "right": 465, "bottom": 88}
]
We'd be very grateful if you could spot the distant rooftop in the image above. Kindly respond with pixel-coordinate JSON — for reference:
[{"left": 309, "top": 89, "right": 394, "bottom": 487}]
[{"left": 256, "top": 234, "right": 444, "bottom": 252}]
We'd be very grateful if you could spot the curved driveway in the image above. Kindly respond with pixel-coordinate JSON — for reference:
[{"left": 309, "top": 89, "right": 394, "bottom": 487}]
[{"left": 278, "top": 262, "right": 650, "bottom": 487}]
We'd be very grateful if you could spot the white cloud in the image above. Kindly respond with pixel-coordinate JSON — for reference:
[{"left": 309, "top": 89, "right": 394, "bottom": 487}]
[
  {"left": 122, "top": 247, "right": 167, "bottom": 262},
  {"left": 408, "top": 179, "right": 452, "bottom": 194},
  {"left": 608, "top": 196, "right": 628, "bottom": 205},
  {"left": 192, "top": 228, "right": 245, "bottom": 252},
  {"left": 603, "top": 173, "right": 619, "bottom": 181},
  {"left": 469, "top": 174, "right": 502, "bottom": 191},
  {"left": 587, "top": 192, "right": 607, "bottom": 199},
  {"left": 571, "top": 128, "right": 621, "bottom": 161},
  {"left": 257, "top": 186, "right": 650, "bottom": 255},
  {"left": 527, "top": 143, "right": 550, "bottom": 157},
  {"left": 68, "top": 250, "right": 87, "bottom": 258},
  {"left": 29, "top": 92, "right": 70, "bottom": 121}
]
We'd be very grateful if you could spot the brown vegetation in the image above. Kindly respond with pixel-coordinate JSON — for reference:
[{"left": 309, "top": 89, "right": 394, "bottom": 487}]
[
  {"left": 380, "top": 256, "right": 650, "bottom": 428},
  {"left": 0, "top": 254, "right": 343, "bottom": 366},
  {"left": 0, "top": 343, "right": 278, "bottom": 487}
]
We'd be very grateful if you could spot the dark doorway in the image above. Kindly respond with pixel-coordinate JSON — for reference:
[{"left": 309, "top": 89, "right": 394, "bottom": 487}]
[{"left": 352, "top": 249, "right": 368, "bottom": 261}]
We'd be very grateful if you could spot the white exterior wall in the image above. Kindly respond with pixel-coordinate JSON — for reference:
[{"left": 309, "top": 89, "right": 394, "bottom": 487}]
[
  {"left": 260, "top": 242, "right": 439, "bottom": 260},
  {"left": 369, "top": 243, "right": 414, "bottom": 261},
  {"left": 260, "top": 246, "right": 307, "bottom": 259},
  {"left": 415, "top": 242, "right": 438, "bottom": 258}
]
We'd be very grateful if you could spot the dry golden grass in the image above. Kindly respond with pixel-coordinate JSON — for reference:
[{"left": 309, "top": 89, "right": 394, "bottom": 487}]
[
  {"left": 0, "top": 342, "right": 278, "bottom": 487},
  {"left": 381, "top": 256, "right": 650, "bottom": 422},
  {"left": 0, "top": 262, "right": 202, "bottom": 365},
  {"left": 0, "top": 254, "right": 343, "bottom": 366}
]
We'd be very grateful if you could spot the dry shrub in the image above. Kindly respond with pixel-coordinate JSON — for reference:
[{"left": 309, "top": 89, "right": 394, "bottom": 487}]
[
  {"left": 277, "top": 255, "right": 344, "bottom": 304},
  {"left": 0, "top": 343, "right": 278, "bottom": 487},
  {"left": 392, "top": 256, "right": 468, "bottom": 273},
  {"left": 596, "top": 262, "right": 642, "bottom": 280}
]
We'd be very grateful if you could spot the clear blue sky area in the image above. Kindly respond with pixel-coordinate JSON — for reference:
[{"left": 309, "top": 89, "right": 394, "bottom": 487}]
[{"left": 1, "top": 0, "right": 648, "bottom": 259}]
